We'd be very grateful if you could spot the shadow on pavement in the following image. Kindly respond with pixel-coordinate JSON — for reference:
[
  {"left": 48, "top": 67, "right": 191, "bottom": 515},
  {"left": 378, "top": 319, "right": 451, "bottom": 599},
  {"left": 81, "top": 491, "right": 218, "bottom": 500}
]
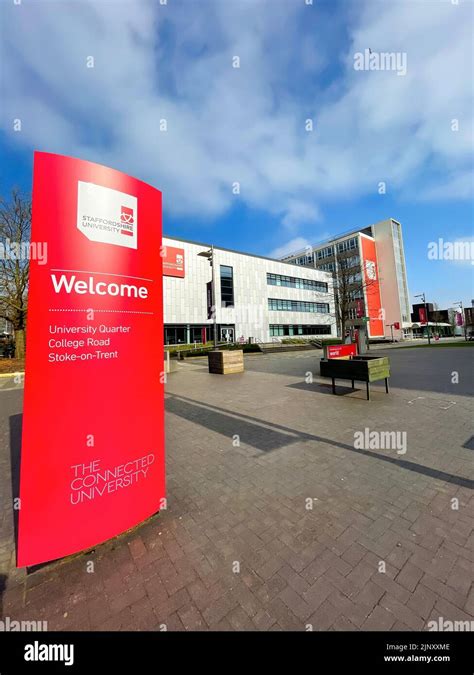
[
  {"left": 288, "top": 381, "right": 376, "bottom": 398},
  {"left": 166, "top": 393, "right": 473, "bottom": 490},
  {"left": 8, "top": 414, "right": 22, "bottom": 552},
  {"left": 165, "top": 394, "right": 299, "bottom": 452}
]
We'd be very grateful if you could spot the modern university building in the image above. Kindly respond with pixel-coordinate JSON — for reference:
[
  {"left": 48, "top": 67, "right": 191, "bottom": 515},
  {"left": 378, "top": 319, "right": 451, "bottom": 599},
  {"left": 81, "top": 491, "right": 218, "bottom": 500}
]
[
  {"left": 162, "top": 236, "right": 337, "bottom": 345},
  {"left": 281, "top": 218, "right": 412, "bottom": 340}
]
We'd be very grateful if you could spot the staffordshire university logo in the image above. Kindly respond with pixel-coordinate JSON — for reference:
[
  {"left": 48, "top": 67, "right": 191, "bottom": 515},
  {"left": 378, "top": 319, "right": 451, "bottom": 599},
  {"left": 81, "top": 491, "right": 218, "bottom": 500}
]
[
  {"left": 120, "top": 206, "right": 134, "bottom": 235},
  {"left": 77, "top": 181, "right": 137, "bottom": 249},
  {"left": 365, "top": 260, "right": 377, "bottom": 280}
]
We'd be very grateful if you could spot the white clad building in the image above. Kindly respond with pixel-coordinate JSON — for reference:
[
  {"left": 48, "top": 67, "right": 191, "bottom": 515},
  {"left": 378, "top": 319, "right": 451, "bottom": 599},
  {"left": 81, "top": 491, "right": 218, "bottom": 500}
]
[{"left": 162, "top": 236, "right": 336, "bottom": 345}]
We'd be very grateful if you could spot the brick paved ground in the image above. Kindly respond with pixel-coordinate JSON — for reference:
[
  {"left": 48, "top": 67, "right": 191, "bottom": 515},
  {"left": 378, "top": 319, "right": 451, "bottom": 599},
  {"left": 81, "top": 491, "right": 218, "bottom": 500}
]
[{"left": 0, "top": 349, "right": 473, "bottom": 631}]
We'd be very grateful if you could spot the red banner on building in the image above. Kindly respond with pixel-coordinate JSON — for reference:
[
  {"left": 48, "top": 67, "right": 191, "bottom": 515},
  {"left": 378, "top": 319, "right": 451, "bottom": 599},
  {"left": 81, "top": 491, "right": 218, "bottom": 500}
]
[
  {"left": 17, "top": 152, "right": 165, "bottom": 567},
  {"left": 163, "top": 245, "right": 185, "bottom": 278},
  {"left": 419, "top": 307, "right": 427, "bottom": 324},
  {"left": 360, "top": 236, "right": 384, "bottom": 338}
]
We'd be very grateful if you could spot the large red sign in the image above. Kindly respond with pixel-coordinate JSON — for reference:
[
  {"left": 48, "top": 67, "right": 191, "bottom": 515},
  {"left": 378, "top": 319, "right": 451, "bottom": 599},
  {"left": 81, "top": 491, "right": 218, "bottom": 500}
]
[
  {"left": 360, "top": 236, "right": 384, "bottom": 337},
  {"left": 163, "top": 245, "right": 185, "bottom": 278},
  {"left": 17, "top": 152, "right": 165, "bottom": 567},
  {"left": 419, "top": 307, "right": 427, "bottom": 324}
]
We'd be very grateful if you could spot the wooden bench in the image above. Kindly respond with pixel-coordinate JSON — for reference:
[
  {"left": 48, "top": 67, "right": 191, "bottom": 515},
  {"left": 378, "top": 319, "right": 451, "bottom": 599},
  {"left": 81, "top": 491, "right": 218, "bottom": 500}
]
[{"left": 319, "top": 355, "right": 390, "bottom": 400}]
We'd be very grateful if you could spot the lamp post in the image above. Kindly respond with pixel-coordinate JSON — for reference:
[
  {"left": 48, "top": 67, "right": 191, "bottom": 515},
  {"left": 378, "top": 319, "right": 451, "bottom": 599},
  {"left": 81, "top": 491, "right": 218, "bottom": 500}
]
[
  {"left": 453, "top": 301, "right": 466, "bottom": 341},
  {"left": 198, "top": 246, "right": 218, "bottom": 349},
  {"left": 415, "top": 293, "right": 431, "bottom": 345}
]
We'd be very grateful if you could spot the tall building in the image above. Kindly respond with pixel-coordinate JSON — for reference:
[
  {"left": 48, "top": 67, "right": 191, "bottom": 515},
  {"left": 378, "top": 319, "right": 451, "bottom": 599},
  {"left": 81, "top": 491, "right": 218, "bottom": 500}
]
[
  {"left": 281, "top": 218, "right": 412, "bottom": 340},
  {"left": 162, "top": 236, "right": 336, "bottom": 345}
]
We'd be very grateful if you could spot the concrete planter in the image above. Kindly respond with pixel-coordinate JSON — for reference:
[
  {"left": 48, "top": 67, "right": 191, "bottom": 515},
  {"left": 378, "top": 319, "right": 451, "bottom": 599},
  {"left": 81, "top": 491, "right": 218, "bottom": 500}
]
[{"left": 208, "top": 349, "right": 244, "bottom": 375}]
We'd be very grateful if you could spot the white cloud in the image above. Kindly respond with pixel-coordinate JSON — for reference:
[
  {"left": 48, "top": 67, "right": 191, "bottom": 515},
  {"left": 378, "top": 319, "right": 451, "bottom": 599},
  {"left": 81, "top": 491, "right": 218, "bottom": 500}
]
[
  {"left": 0, "top": 0, "right": 472, "bottom": 244},
  {"left": 281, "top": 200, "right": 321, "bottom": 231},
  {"left": 268, "top": 237, "right": 311, "bottom": 260}
]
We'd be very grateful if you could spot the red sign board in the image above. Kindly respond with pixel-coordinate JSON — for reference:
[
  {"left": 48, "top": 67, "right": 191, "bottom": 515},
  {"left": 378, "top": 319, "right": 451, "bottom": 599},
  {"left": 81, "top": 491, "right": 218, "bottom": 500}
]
[
  {"left": 17, "top": 152, "right": 165, "bottom": 567},
  {"left": 419, "top": 307, "right": 427, "bottom": 324},
  {"left": 356, "top": 299, "right": 364, "bottom": 319},
  {"left": 393, "top": 322, "right": 400, "bottom": 330},
  {"left": 163, "top": 245, "right": 185, "bottom": 278},
  {"left": 325, "top": 343, "right": 358, "bottom": 359},
  {"left": 360, "top": 236, "right": 384, "bottom": 337}
]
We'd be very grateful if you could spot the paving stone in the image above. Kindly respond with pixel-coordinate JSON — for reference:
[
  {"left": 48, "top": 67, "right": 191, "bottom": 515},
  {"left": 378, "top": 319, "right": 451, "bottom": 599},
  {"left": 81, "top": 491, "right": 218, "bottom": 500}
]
[
  {"left": 395, "top": 561, "right": 424, "bottom": 592},
  {"left": 362, "top": 606, "right": 396, "bottom": 631},
  {"left": 379, "top": 594, "right": 425, "bottom": 630},
  {"left": 1, "top": 351, "right": 472, "bottom": 631}
]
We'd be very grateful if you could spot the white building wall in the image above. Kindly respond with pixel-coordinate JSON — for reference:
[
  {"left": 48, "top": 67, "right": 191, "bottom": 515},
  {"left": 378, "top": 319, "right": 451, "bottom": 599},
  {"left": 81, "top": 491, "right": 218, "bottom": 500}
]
[{"left": 162, "top": 237, "right": 336, "bottom": 342}]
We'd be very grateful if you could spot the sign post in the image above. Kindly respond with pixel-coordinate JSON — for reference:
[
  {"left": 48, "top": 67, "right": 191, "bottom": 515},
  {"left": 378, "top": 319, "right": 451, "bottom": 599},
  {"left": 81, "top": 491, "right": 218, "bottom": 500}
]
[{"left": 17, "top": 152, "right": 165, "bottom": 568}]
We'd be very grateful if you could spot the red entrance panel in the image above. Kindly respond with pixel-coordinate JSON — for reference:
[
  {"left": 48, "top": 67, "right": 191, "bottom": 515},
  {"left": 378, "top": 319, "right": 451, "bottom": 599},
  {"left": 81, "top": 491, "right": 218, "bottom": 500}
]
[
  {"left": 17, "top": 152, "right": 165, "bottom": 567},
  {"left": 360, "top": 236, "right": 384, "bottom": 337}
]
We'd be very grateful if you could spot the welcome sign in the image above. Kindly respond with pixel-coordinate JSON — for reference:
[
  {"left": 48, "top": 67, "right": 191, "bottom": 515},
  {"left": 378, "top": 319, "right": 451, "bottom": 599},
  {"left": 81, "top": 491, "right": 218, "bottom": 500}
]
[{"left": 17, "top": 152, "right": 165, "bottom": 567}]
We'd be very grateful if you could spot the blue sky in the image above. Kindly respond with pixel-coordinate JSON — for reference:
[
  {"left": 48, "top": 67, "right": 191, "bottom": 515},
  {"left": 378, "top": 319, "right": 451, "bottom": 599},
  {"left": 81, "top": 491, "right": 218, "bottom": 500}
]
[{"left": 0, "top": 0, "right": 473, "bottom": 309}]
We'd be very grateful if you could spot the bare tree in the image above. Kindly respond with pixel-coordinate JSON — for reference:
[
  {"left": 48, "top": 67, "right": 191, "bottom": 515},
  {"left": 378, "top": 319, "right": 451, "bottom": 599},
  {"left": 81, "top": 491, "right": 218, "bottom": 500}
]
[
  {"left": 332, "top": 253, "right": 379, "bottom": 338},
  {"left": 0, "top": 190, "right": 31, "bottom": 359}
]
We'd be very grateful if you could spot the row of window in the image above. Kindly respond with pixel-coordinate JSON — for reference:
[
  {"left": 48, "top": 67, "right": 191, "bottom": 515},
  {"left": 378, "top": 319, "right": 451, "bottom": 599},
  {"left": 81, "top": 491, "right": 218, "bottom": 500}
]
[
  {"left": 347, "top": 272, "right": 362, "bottom": 284},
  {"left": 219, "top": 265, "right": 334, "bottom": 310},
  {"left": 337, "top": 237, "right": 358, "bottom": 253},
  {"left": 269, "top": 324, "right": 332, "bottom": 336},
  {"left": 267, "top": 273, "right": 328, "bottom": 293},
  {"left": 347, "top": 308, "right": 359, "bottom": 320},
  {"left": 316, "top": 256, "right": 361, "bottom": 273},
  {"left": 268, "top": 299, "right": 330, "bottom": 313},
  {"left": 338, "top": 255, "right": 360, "bottom": 269},
  {"left": 316, "top": 246, "right": 334, "bottom": 260},
  {"left": 292, "top": 254, "right": 313, "bottom": 265},
  {"left": 287, "top": 238, "right": 359, "bottom": 268},
  {"left": 317, "top": 261, "right": 336, "bottom": 272}
]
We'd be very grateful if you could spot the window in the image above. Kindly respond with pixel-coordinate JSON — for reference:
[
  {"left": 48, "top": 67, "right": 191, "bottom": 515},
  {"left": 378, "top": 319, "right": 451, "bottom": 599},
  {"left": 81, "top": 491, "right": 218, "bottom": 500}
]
[
  {"left": 318, "top": 262, "right": 336, "bottom": 272},
  {"left": 220, "top": 265, "right": 234, "bottom": 307},
  {"left": 339, "top": 255, "right": 360, "bottom": 269},
  {"left": 268, "top": 299, "right": 330, "bottom": 313},
  {"left": 164, "top": 325, "right": 186, "bottom": 345},
  {"left": 267, "top": 273, "right": 328, "bottom": 293},
  {"left": 315, "top": 246, "right": 334, "bottom": 260},
  {"left": 269, "top": 324, "right": 331, "bottom": 336},
  {"left": 347, "top": 272, "right": 362, "bottom": 284},
  {"left": 337, "top": 237, "right": 358, "bottom": 253}
]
